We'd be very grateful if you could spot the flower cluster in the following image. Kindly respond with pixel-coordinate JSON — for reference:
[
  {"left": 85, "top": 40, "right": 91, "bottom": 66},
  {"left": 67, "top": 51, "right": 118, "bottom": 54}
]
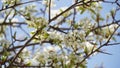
[
  {"left": 26, "top": 17, "right": 48, "bottom": 29},
  {"left": 1, "top": 0, "right": 20, "bottom": 6},
  {"left": 42, "top": 0, "right": 56, "bottom": 7}
]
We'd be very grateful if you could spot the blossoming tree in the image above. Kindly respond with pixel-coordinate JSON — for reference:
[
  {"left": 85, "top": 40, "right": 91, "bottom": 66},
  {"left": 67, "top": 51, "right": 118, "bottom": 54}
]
[{"left": 0, "top": 0, "right": 120, "bottom": 68}]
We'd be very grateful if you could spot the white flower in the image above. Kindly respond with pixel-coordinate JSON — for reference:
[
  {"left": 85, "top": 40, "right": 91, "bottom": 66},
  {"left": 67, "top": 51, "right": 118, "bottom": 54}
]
[
  {"left": 22, "top": 48, "right": 28, "bottom": 53},
  {"left": 16, "top": 58, "right": 21, "bottom": 63},
  {"left": 0, "top": 39, "right": 9, "bottom": 44},
  {"left": 103, "top": 24, "right": 118, "bottom": 32},
  {"left": 66, "top": 60, "right": 70, "bottom": 65},
  {"left": 94, "top": 2, "right": 101, "bottom": 7},
  {"left": 64, "top": 55, "right": 70, "bottom": 64},
  {"left": 30, "top": 58, "right": 40, "bottom": 66},
  {"left": 82, "top": 41, "right": 98, "bottom": 56},
  {"left": 82, "top": 41, "right": 96, "bottom": 52},
  {"left": 43, "top": 45, "right": 61, "bottom": 54},
  {"left": 1, "top": 0, "right": 7, "bottom": 3},
  {"left": 0, "top": 18, "right": 6, "bottom": 23},
  {"left": 0, "top": 39, "right": 10, "bottom": 48},
  {"left": 26, "top": 17, "right": 47, "bottom": 28},
  {"left": 102, "top": 24, "right": 118, "bottom": 38},
  {"left": 108, "top": 24, "right": 118, "bottom": 32},
  {"left": 42, "top": 0, "right": 56, "bottom": 7},
  {"left": 64, "top": 30, "right": 85, "bottom": 47},
  {"left": 2, "top": 0, "right": 20, "bottom": 4},
  {"left": 19, "top": 48, "right": 30, "bottom": 59},
  {"left": 86, "top": 32, "right": 95, "bottom": 41},
  {"left": 47, "top": 31, "right": 64, "bottom": 40},
  {"left": 23, "top": 58, "right": 31, "bottom": 65},
  {"left": 23, "top": 58, "right": 40, "bottom": 66},
  {"left": 84, "top": 0, "right": 90, "bottom": 3},
  {"left": 43, "top": 46, "right": 55, "bottom": 53}
]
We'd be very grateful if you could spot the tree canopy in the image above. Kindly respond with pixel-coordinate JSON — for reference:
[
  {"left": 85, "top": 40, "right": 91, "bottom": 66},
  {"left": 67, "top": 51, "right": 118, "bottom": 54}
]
[{"left": 0, "top": 0, "right": 120, "bottom": 68}]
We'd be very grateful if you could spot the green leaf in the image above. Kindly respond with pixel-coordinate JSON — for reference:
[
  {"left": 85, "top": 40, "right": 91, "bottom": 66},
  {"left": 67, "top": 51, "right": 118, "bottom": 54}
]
[
  {"left": 86, "top": 30, "right": 90, "bottom": 36},
  {"left": 44, "top": 32, "right": 49, "bottom": 39},
  {"left": 12, "top": 32, "right": 17, "bottom": 39},
  {"left": 80, "top": 9, "right": 86, "bottom": 14},
  {"left": 25, "top": 62, "right": 31, "bottom": 66},
  {"left": 110, "top": 9, "right": 115, "bottom": 17},
  {"left": 78, "top": 7, "right": 86, "bottom": 14},
  {"left": 1, "top": 55, "right": 7, "bottom": 61},
  {"left": 84, "top": 46, "right": 88, "bottom": 56},
  {"left": 73, "top": 24, "right": 79, "bottom": 29},
  {"left": 89, "top": 8, "right": 96, "bottom": 14},
  {"left": 80, "top": 63, "right": 87, "bottom": 68}
]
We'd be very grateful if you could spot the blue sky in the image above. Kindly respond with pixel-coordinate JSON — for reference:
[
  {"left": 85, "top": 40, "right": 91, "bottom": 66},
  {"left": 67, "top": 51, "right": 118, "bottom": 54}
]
[
  {"left": 0, "top": 0, "right": 120, "bottom": 68},
  {"left": 87, "top": 44, "right": 120, "bottom": 68}
]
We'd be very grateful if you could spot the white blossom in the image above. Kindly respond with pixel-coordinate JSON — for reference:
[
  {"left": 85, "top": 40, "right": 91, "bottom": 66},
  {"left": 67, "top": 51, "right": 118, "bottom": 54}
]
[
  {"left": 19, "top": 48, "right": 31, "bottom": 59},
  {"left": 42, "top": 0, "right": 56, "bottom": 7},
  {"left": 30, "top": 58, "right": 40, "bottom": 66},
  {"left": 83, "top": 41, "right": 95, "bottom": 52},
  {"left": 102, "top": 24, "right": 119, "bottom": 38},
  {"left": 108, "top": 24, "right": 118, "bottom": 32},
  {"left": 1, "top": 0, "right": 7, "bottom": 3},
  {"left": 0, "top": 18, "right": 6, "bottom": 23},
  {"left": 47, "top": 31, "right": 64, "bottom": 40},
  {"left": 0, "top": 39, "right": 10, "bottom": 48},
  {"left": 43, "top": 46, "right": 56, "bottom": 53},
  {"left": 64, "top": 30, "right": 85, "bottom": 47},
  {"left": 103, "top": 24, "right": 118, "bottom": 33},
  {"left": 23, "top": 58, "right": 31, "bottom": 65},
  {"left": 23, "top": 58, "right": 40, "bottom": 66},
  {"left": 2, "top": 0, "right": 20, "bottom": 4},
  {"left": 81, "top": 41, "right": 97, "bottom": 56}
]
